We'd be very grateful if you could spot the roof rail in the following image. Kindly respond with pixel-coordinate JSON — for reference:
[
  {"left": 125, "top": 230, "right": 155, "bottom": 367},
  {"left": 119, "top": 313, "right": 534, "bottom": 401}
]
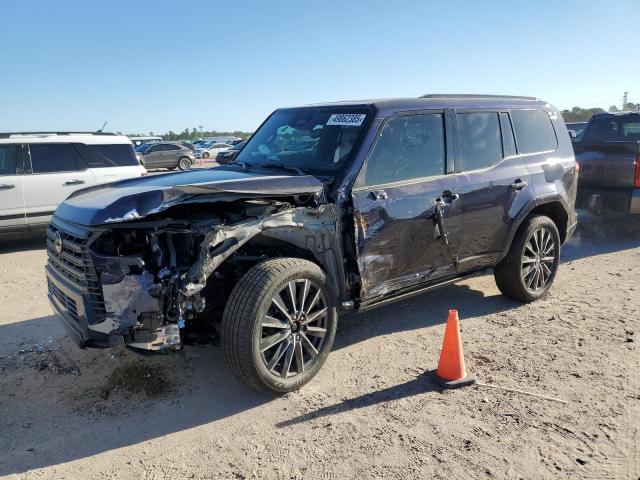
[
  {"left": 420, "top": 94, "right": 538, "bottom": 101},
  {"left": 0, "top": 131, "right": 117, "bottom": 139}
]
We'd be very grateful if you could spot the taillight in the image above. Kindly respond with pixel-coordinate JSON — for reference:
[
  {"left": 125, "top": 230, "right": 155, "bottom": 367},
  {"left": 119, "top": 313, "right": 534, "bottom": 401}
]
[
  {"left": 635, "top": 153, "right": 640, "bottom": 188},
  {"left": 575, "top": 161, "right": 580, "bottom": 174}
]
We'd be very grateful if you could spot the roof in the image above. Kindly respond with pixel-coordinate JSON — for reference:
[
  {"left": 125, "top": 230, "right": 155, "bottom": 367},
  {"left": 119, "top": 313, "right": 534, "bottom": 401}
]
[
  {"left": 592, "top": 111, "right": 640, "bottom": 118},
  {"left": 301, "top": 94, "right": 553, "bottom": 115},
  {"left": 0, "top": 132, "right": 132, "bottom": 145}
]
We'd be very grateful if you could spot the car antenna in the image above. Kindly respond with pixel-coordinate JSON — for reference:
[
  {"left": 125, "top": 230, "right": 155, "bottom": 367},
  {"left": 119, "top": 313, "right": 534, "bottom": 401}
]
[{"left": 97, "top": 120, "right": 108, "bottom": 133}]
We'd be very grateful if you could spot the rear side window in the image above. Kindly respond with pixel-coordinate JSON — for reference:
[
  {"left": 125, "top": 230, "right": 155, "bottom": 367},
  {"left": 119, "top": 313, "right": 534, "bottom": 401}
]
[
  {"left": 76, "top": 144, "right": 139, "bottom": 167},
  {"left": 511, "top": 110, "right": 557, "bottom": 154},
  {"left": 29, "top": 144, "right": 84, "bottom": 173},
  {"left": 622, "top": 121, "right": 640, "bottom": 139},
  {"left": 456, "top": 112, "right": 502, "bottom": 172},
  {"left": 0, "top": 145, "right": 17, "bottom": 175},
  {"left": 364, "top": 114, "right": 445, "bottom": 186},
  {"left": 164, "top": 144, "right": 181, "bottom": 151}
]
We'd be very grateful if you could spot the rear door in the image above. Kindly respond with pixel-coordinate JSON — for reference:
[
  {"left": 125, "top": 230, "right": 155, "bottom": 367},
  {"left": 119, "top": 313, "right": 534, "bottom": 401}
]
[
  {"left": 163, "top": 143, "right": 182, "bottom": 167},
  {"left": 450, "top": 110, "right": 541, "bottom": 268},
  {"left": 351, "top": 111, "right": 460, "bottom": 301},
  {"left": 0, "top": 144, "right": 27, "bottom": 231},
  {"left": 76, "top": 142, "right": 145, "bottom": 183},
  {"left": 22, "top": 143, "right": 96, "bottom": 226}
]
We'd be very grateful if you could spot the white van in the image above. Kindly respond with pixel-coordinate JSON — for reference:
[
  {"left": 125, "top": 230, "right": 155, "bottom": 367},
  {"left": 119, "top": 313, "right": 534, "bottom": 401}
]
[{"left": 0, "top": 132, "right": 147, "bottom": 236}]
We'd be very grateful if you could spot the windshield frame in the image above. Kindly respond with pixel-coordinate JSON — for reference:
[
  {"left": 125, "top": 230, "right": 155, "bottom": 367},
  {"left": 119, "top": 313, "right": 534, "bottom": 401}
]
[{"left": 234, "top": 105, "right": 375, "bottom": 178}]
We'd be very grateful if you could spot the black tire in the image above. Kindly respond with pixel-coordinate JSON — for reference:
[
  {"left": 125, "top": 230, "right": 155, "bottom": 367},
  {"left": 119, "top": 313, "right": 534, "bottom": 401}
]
[
  {"left": 202, "top": 152, "right": 210, "bottom": 159},
  {"left": 178, "top": 157, "right": 191, "bottom": 171},
  {"left": 222, "top": 258, "right": 338, "bottom": 393},
  {"left": 494, "top": 214, "right": 561, "bottom": 302}
]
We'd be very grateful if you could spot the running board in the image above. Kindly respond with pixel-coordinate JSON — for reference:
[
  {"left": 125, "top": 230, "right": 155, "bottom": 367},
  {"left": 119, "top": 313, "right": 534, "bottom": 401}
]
[{"left": 356, "top": 269, "right": 488, "bottom": 313}]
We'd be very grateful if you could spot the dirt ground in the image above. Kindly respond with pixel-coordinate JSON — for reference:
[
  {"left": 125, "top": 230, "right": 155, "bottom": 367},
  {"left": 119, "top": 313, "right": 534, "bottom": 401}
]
[{"left": 0, "top": 212, "right": 638, "bottom": 479}]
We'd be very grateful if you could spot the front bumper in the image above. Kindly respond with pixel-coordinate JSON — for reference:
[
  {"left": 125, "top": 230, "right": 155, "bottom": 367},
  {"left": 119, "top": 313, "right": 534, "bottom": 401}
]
[{"left": 46, "top": 263, "right": 117, "bottom": 348}]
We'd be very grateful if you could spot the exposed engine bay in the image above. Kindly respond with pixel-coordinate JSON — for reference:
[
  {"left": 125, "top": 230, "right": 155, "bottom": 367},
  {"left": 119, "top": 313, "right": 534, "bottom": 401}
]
[{"left": 85, "top": 196, "right": 342, "bottom": 352}]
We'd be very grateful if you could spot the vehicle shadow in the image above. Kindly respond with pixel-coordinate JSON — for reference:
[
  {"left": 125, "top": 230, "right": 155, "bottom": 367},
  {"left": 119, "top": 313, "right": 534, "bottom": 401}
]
[
  {"left": 277, "top": 371, "right": 441, "bottom": 429},
  {"left": 561, "top": 210, "right": 640, "bottom": 261},
  {"left": 0, "top": 231, "right": 46, "bottom": 254},
  {"left": 0, "top": 281, "right": 506, "bottom": 476}
]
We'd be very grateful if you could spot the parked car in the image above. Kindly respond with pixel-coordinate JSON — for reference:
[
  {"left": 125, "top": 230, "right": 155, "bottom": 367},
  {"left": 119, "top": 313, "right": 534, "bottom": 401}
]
[
  {"left": 46, "top": 95, "right": 577, "bottom": 393},
  {"left": 195, "top": 143, "right": 232, "bottom": 159},
  {"left": 0, "top": 132, "right": 146, "bottom": 237},
  {"left": 215, "top": 140, "right": 246, "bottom": 164},
  {"left": 136, "top": 142, "right": 195, "bottom": 170},
  {"left": 573, "top": 112, "right": 640, "bottom": 214},
  {"left": 566, "top": 122, "right": 588, "bottom": 141}
]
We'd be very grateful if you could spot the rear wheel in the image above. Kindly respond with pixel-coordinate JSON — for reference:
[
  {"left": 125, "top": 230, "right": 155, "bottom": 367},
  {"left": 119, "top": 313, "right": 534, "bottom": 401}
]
[
  {"left": 494, "top": 215, "right": 560, "bottom": 302},
  {"left": 222, "top": 258, "right": 337, "bottom": 393},
  {"left": 178, "top": 157, "right": 191, "bottom": 170}
]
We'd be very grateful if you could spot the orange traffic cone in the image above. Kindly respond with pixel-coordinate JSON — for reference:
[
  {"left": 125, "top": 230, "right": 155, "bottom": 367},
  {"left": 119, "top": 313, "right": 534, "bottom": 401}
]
[{"left": 434, "top": 309, "right": 476, "bottom": 388}]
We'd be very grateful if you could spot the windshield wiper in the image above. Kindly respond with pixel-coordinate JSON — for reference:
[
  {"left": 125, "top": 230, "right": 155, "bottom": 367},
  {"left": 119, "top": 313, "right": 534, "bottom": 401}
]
[
  {"left": 260, "top": 163, "right": 307, "bottom": 176},
  {"left": 229, "top": 160, "right": 249, "bottom": 171}
]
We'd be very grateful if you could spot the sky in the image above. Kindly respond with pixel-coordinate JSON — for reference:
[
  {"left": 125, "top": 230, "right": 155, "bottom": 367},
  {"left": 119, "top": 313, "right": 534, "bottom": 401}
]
[{"left": 1, "top": 0, "right": 638, "bottom": 134}]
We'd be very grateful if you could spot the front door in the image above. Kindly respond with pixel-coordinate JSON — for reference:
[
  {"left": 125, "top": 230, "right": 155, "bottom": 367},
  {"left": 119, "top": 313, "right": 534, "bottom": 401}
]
[
  {"left": 142, "top": 144, "right": 164, "bottom": 168},
  {"left": 351, "top": 112, "right": 460, "bottom": 302},
  {"left": 0, "top": 144, "right": 26, "bottom": 231}
]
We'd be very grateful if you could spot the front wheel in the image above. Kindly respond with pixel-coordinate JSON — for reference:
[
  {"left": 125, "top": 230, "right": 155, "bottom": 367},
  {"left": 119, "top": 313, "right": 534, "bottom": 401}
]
[
  {"left": 494, "top": 214, "right": 561, "bottom": 302},
  {"left": 178, "top": 157, "right": 191, "bottom": 170},
  {"left": 202, "top": 152, "right": 210, "bottom": 159},
  {"left": 222, "top": 258, "right": 337, "bottom": 393}
]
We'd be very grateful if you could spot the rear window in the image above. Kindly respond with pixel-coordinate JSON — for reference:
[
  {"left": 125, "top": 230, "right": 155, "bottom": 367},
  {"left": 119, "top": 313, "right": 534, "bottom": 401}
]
[
  {"left": 77, "top": 144, "right": 139, "bottom": 167},
  {"left": 584, "top": 117, "right": 640, "bottom": 141},
  {"left": 0, "top": 145, "right": 17, "bottom": 175},
  {"left": 30, "top": 143, "right": 84, "bottom": 173},
  {"left": 511, "top": 110, "right": 558, "bottom": 154}
]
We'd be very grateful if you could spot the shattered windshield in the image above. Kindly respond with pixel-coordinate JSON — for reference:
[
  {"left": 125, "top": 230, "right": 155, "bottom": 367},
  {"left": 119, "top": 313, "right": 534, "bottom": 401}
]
[{"left": 235, "top": 107, "right": 372, "bottom": 175}]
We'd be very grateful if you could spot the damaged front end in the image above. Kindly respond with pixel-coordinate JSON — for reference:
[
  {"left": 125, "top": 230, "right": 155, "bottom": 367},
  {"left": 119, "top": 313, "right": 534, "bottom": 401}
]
[{"left": 46, "top": 172, "right": 341, "bottom": 353}]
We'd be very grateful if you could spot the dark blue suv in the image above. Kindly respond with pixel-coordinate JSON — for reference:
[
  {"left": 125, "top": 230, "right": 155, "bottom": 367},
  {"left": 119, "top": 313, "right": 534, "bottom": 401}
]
[{"left": 46, "top": 94, "right": 577, "bottom": 392}]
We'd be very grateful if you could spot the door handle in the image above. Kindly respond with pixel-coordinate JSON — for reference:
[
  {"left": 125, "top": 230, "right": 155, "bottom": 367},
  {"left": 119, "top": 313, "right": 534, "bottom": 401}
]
[
  {"left": 64, "top": 179, "right": 85, "bottom": 186},
  {"left": 434, "top": 198, "right": 449, "bottom": 245},
  {"left": 369, "top": 189, "right": 388, "bottom": 201},
  {"left": 440, "top": 190, "right": 460, "bottom": 203},
  {"left": 509, "top": 179, "right": 528, "bottom": 191},
  {"left": 0, "top": 184, "right": 15, "bottom": 190}
]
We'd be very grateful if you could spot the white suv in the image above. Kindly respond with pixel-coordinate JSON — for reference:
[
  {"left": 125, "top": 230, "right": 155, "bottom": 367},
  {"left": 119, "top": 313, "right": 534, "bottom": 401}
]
[{"left": 0, "top": 132, "right": 147, "bottom": 236}]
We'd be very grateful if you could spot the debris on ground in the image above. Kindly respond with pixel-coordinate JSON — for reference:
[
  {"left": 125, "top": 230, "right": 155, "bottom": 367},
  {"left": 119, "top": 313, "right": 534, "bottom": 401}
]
[{"left": 99, "top": 362, "right": 173, "bottom": 399}]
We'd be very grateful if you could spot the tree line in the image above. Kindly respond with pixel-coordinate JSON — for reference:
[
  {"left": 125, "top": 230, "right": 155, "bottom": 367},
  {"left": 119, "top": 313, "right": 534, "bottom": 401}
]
[
  {"left": 561, "top": 103, "right": 639, "bottom": 122},
  {"left": 124, "top": 128, "right": 253, "bottom": 141}
]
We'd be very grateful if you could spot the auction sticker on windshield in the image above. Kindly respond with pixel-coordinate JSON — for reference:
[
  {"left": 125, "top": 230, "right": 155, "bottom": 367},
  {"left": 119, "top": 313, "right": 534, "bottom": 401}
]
[{"left": 326, "top": 113, "right": 367, "bottom": 126}]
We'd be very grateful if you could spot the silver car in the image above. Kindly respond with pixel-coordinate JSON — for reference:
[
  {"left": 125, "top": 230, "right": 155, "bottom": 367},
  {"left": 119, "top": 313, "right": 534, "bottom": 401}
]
[{"left": 136, "top": 142, "right": 195, "bottom": 170}]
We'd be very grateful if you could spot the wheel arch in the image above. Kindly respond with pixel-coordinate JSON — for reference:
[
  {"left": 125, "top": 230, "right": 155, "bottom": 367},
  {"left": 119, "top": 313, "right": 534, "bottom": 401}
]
[{"left": 499, "top": 196, "right": 570, "bottom": 263}]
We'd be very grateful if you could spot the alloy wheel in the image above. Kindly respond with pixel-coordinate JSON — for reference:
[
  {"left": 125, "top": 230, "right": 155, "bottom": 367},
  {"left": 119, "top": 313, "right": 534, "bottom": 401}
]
[
  {"left": 521, "top": 227, "right": 556, "bottom": 292},
  {"left": 260, "top": 279, "right": 328, "bottom": 379}
]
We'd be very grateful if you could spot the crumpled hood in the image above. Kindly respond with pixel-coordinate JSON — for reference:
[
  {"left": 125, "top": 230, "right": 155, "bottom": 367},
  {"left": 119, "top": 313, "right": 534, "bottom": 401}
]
[{"left": 54, "top": 167, "right": 324, "bottom": 226}]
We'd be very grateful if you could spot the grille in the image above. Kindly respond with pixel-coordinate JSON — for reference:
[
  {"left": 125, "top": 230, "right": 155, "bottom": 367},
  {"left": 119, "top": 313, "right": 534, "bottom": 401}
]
[
  {"left": 47, "top": 278, "right": 79, "bottom": 322},
  {"left": 46, "top": 223, "right": 107, "bottom": 323}
]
